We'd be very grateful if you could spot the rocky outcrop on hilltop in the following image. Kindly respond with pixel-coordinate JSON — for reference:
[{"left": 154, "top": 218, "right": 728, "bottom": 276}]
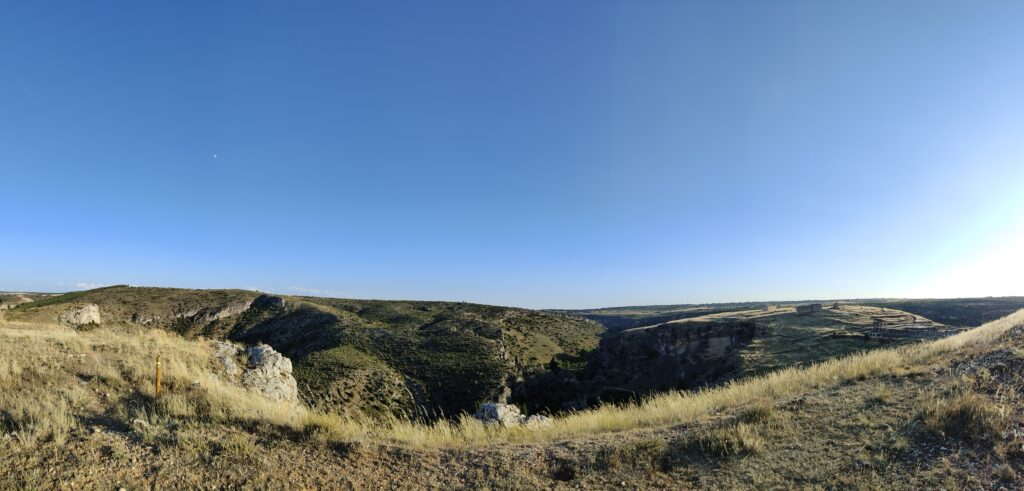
[
  {"left": 58, "top": 304, "right": 102, "bottom": 326},
  {"left": 251, "top": 294, "right": 286, "bottom": 309},
  {"left": 181, "top": 299, "right": 254, "bottom": 326},
  {"left": 131, "top": 299, "right": 257, "bottom": 335}
]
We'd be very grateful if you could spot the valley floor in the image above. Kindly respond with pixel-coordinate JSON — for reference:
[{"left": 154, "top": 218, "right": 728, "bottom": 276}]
[{"left": 3, "top": 313, "right": 1024, "bottom": 489}]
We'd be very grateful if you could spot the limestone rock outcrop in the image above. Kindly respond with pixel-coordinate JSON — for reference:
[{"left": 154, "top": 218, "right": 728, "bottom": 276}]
[
  {"left": 474, "top": 402, "right": 523, "bottom": 426},
  {"left": 242, "top": 344, "right": 299, "bottom": 402},
  {"left": 252, "top": 294, "right": 286, "bottom": 309},
  {"left": 58, "top": 304, "right": 102, "bottom": 326},
  {"left": 212, "top": 342, "right": 298, "bottom": 402},
  {"left": 174, "top": 300, "right": 254, "bottom": 326},
  {"left": 473, "top": 403, "right": 551, "bottom": 428},
  {"left": 212, "top": 341, "right": 243, "bottom": 381}
]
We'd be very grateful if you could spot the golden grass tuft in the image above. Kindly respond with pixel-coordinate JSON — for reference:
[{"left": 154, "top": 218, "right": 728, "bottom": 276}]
[{"left": 913, "top": 389, "right": 1009, "bottom": 442}]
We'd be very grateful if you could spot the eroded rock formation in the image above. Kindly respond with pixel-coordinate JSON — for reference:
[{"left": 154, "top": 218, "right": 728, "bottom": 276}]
[
  {"left": 58, "top": 304, "right": 102, "bottom": 326},
  {"left": 243, "top": 344, "right": 299, "bottom": 402},
  {"left": 212, "top": 341, "right": 298, "bottom": 402},
  {"left": 473, "top": 403, "right": 552, "bottom": 427}
]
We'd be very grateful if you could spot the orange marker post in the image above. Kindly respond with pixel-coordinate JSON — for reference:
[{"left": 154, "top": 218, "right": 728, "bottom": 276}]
[{"left": 155, "top": 354, "right": 163, "bottom": 398}]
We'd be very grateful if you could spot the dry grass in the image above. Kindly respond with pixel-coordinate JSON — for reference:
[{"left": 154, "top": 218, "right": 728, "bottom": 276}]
[
  {"left": 378, "top": 308, "right": 1022, "bottom": 448},
  {"left": 913, "top": 389, "right": 1009, "bottom": 442},
  {"left": 375, "top": 308, "right": 1024, "bottom": 448},
  {"left": 2, "top": 308, "right": 1023, "bottom": 451},
  {"left": 0, "top": 321, "right": 357, "bottom": 446},
  {"left": 593, "top": 438, "right": 670, "bottom": 471}
]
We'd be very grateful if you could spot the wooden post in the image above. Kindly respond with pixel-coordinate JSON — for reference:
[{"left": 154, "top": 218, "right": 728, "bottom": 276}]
[{"left": 155, "top": 354, "right": 162, "bottom": 398}]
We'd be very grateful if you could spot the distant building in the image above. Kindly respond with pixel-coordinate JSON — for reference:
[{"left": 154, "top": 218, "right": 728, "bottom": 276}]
[
  {"left": 764, "top": 304, "right": 776, "bottom": 312},
  {"left": 795, "top": 303, "right": 822, "bottom": 315},
  {"left": 832, "top": 302, "right": 840, "bottom": 310}
]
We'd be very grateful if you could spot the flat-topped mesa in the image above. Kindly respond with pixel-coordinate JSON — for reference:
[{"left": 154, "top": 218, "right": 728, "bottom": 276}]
[{"left": 585, "top": 319, "right": 758, "bottom": 394}]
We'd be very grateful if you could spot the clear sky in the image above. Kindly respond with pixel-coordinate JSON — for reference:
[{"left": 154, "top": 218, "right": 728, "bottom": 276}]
[{"left": 3, "top": 2, "right": 1024, "bottom": 309}]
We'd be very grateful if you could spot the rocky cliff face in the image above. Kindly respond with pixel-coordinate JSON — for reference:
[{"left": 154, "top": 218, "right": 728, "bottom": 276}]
[
  {"left": 513, "top": 319, "right": 758, "bottom": 412},
  {"left": 119, "top": 299, "right": 257, "bottom": 333},
  {"left": 585, "top": 319, "right": 757, "bottom": 394}
]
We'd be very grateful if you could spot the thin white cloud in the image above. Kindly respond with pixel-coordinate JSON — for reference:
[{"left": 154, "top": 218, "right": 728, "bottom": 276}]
[
  {"left": 286, "top": 286, "right": 350, "bottom": 298},
  {"left": 58, "top": 282, "right": 108, "bottom": 290}
]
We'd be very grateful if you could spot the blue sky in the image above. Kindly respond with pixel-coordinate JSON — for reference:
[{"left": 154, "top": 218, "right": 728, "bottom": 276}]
[{"left": 2, "top": 1, "right": 1024, "bottom": 309}]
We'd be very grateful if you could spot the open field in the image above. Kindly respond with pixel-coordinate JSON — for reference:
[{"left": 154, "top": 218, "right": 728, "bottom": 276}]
[
  {"left": 553, "top": 304, "right": 755, "bottom": 332},
  {"left": 612, "top": 303, "right": 954, "bottom": 383},
  {"left": 565, "top": 297, "right": 1024, "bottom": 334},
  {"left": 731, "top": 304, "right": 947, "bottom": 378},
  {"left": 3, "top": 307, "right": 1024, "bottom": 488}
]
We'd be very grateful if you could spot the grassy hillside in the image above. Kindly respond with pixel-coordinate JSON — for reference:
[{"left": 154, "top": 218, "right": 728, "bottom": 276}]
[
  {"left": 732, "top": 304, "right": 945, "bottom": 378},
  {"left": 5, "top": 286, "right": 604, "bottom": 419},
  {"left": 2, "top": 306, "right": 1022, "bottom": 488},
  {"left": 7, "top": 285, "right": 259, "bottom": 326},
  {"left": 575, "top": 303, "right": 949, "bottom": 387}
]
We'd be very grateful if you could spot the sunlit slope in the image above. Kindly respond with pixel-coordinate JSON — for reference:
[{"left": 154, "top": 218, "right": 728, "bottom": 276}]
[
  {"left": 600, "top": 303, "right": 949, "bottom": 386},
  {"left": 730, "top": 304, "right": 945, "bottom": 378}
]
